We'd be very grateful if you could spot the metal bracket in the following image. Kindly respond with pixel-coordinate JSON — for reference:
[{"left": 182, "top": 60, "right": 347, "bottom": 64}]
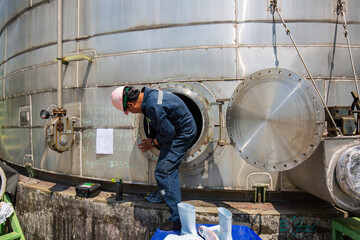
[
  {"left": 253, "top": 184, "right": 268, "bottom": 203},
  {"left": 336, "top": 0, "right": 347, "bottom": 13},
  {"left": 269, "top": 0, "right": 281, "bottom": 12},
  {"left": 24, "top": 163, "right": 37, "bottom": 178},
  {"left": 211, "top": 98, "right": 231, "bottom": 146},
  {"left": 56, "top": 54, "right": 93, "bottom": 65},
  {"left": 53, "top": 108, "right": 67, "bottom": 117}
]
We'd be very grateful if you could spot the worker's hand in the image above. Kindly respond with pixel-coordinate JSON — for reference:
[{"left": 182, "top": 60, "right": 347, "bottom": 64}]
[{"left": 138, "top": 138, "right": 153, "bottom": 152}]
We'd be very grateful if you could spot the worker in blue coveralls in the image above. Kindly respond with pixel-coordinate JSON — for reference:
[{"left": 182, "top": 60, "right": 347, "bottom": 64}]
[{"left": 111, "top": 85, "right": 197, "bottom": 231}]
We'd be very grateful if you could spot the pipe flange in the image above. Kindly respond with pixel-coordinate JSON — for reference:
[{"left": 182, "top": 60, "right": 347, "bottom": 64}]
[
  {"left": 336, "top": 144, "right": 360, "bottom": 200},
  {"left": 226, "top": 68, "right": 325, "bottom": 171}
]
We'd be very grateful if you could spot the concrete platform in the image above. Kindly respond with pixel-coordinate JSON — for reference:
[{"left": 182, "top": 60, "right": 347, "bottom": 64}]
[{"left": 14, "top": 175, "right": 347, "bottom": 240}]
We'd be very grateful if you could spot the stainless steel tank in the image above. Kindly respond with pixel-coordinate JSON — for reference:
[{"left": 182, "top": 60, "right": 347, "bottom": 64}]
[{"left": 0, "top": 0, "right": 360, "bottom": 212}]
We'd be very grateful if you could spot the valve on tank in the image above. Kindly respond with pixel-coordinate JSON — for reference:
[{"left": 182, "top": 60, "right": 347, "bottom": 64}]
[
  {"left": 326, "top": 92, "right": 360, "bottom": 136},
  {"left": 326, "top": 91, "right": 360, "bottom": 136},
  {"left": 326, "top": 106, "right": 356, "bottom": 136},
  {"left": 40, "top": 108, "right": 74, "bottom": 153}
]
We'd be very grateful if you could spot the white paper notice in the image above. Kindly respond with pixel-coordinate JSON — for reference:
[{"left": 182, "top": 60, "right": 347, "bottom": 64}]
[{"left": 96, "top": 129, "right": 113, "bottom": 154}]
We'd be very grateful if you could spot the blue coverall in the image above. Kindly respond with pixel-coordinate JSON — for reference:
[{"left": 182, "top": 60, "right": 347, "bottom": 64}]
[{"left": 141, "top": 87, "right": 197, "bottom": 223}]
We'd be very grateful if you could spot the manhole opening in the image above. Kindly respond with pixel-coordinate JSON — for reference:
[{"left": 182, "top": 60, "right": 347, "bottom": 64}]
[{"left": 143, "top": 93, "right": 203, "bottom": 148}]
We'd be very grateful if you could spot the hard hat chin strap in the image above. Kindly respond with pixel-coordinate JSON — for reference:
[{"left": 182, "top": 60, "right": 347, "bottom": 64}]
[{"left": 123, "top": 87, "right": 130, "bottom": 110}]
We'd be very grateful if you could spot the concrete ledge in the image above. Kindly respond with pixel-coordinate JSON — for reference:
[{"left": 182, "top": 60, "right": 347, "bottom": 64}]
[{"left": 15, "top": 175, "right": 347, "bottom": 240}]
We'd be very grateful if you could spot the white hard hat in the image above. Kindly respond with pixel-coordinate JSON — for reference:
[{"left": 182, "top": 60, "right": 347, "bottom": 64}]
[{"left": 111, "top": 86, "right": 130, "bottom": 115}]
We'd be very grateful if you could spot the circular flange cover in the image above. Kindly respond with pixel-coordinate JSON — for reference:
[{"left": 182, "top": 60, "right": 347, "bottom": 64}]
[
  {"left": 336, "top": 145, "right": 360, "bottom": 200},
  {"left": 226, "top": 68, "right": 324, "bottom": 171}
]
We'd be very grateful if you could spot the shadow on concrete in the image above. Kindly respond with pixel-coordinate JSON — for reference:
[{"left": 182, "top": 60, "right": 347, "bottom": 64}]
[{"left": 48, "top": 183, "right": 70, "bottom": 193}]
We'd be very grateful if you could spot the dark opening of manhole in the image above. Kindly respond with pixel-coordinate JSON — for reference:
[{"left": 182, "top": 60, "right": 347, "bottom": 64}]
[{"left": 143, "top": 93, "right": 202, "bottom": 149}]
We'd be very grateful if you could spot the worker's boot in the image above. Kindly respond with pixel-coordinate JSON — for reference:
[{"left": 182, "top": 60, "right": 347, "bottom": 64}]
[
  {"left": 218, "top": 207, "right": 233, "bottom": 240},
  {"left": 178, "top": 203, "right": 198, "bottom": 235}
]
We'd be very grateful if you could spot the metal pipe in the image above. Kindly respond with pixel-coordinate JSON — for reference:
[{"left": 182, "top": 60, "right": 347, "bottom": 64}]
[
  {"left": 211, "top": 98, "right": 231, "bottom": 145},
  {"left": 57, "top": 0, "right": 63, "bottom": 109},
  {"left": 219, "top": 103, "right": 223, "bottom": 143}
]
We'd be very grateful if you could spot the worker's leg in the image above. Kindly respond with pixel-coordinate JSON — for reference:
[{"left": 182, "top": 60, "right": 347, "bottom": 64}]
[
  {"left": 155, "top": 142, "right": 184, "bottom": 222},
  {"left": 155, "top": 135, "right": 195, "bottom": 222}
]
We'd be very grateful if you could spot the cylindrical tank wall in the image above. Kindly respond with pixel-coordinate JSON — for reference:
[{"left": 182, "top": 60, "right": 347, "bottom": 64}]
[{"left": 0, "top": 0, "right": 360, "bottom": 192}]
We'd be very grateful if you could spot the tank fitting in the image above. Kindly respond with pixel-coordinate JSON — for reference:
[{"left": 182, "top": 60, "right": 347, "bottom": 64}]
[{"left": 41, "top": 108, "right": 74, "bottom": 153}]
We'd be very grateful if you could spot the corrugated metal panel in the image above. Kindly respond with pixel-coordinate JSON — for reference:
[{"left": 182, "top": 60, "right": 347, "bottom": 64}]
[
  {"left": 238, "top": 23, "right": 360, "bottom": 45},
  {"left": 0, "top": 0, "right": 30, "bottom": 30},
  {"left": 236, "top": 47, "right": 360, "bottom": 78},
  {"left": 80, "top": 24, "right": 235, "bottom": 55},
  {"left": 31, "top": 90, "right": 79, "bottom": 127},
  {"left": 81, "top": 128, "right": 148, "bottom": 182},
  {"left": 5, "top": 44, "right": 56, "bottom": 75},
  {"left": 79, "top": 0, "right": 235, "bottom": 36},
  {"left": 0, "top": 78, "right": 3, "bottom": 99},
  {"left": 5, "top": 65, "right": 57, "bottom": 96},
  {"left": 0, "top": 128, "right": 31, "bottom": 164},
  {"left": 6, "top": 0, "right": 77, "bottom": 59},
  {"left": 326, "top": 80, "right": 358, "bottom": 106},
  {"left": 237, "top": 0, "right": 359, "bottom": 22},
  {"left": 0, "top": 31, "right": 5, "bottom": 63},
  {"left": 77, "top": 48, "right": 237, "bottom": 87},
  {"left": 6, "top": 2, "right": 57, "bottom": 58},
  {"left": 32, "top": 128, "right": 80, "bottom": 175},
  {"left": 81, "top": 87, "right": 133, "bottom": 128},
  {"left": 2, "top": 96, "right": 29, "bottom": 126}
]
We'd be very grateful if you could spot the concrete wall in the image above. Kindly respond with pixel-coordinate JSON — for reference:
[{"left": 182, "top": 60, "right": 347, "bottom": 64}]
[{"left": 14, "top": 176, "right": 347, "bottom": 240}]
